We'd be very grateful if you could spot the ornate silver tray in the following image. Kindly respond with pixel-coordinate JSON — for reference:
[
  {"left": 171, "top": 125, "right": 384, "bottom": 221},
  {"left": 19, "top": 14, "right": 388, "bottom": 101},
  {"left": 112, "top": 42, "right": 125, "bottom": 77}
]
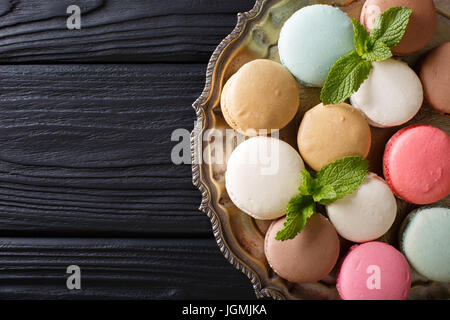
[{"left": 191, "top": 0, "right": 450, "bottom": 300}]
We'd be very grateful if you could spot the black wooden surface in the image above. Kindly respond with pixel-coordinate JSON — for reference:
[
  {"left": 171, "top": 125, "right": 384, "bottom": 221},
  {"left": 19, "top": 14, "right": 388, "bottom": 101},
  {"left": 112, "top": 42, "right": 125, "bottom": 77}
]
[
  {"left": 0, "top": 238, "right": 255, "bottom": 299},
  {"left": 0, "top": 0, "right": 257, "bottom": 299},
  {"left": 0, "top": 0, "right": 254, "bottom": 62}
]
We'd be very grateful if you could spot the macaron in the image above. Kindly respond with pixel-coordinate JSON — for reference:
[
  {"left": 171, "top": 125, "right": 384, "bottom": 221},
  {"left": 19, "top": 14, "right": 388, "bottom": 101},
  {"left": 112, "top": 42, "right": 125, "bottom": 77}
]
[
  {"left": 225, "top": 136, "right": 304, "bottom": 220},
  {"left": 297, "top": 103, "right": 371, "bottom": 171},
  {"left": 383, "top": 124, "right": 450, "bottom": 205},
  {"left": 400, "top": 207, "right": 450, "bottom": 282},
  {"left": 419, "top": 42, "right": 450, "bottom": 114},
  {"left": 220, "top": 59, "right": 300, "bottom": 136},
  {"left": 360, "top": 0, "right": 437, "bottom": 56},
  {"left": 265, "top": 214, "right": 340, "bottom": 283},
  {"left": 337, "top": 242, "right": 411, "bottom": 300},
  {"left": 350, "top": 59, "right": 423, "bottom": 128},
  {"left": 278, "top": 4, "right": 355, "bottom": 87},
  {"left": 326, "top": 173, "right": 397, "bottom": 243}
]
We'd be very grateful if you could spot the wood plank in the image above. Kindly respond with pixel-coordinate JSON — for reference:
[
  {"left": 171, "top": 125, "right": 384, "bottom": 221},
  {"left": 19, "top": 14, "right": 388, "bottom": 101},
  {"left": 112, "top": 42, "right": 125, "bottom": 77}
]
[
  {"left": 0, "top": 0, "right": 255, "bottom": 63},
  {"left": 0, "top": 63, "right": 210, "bottom": 236},
  {"left": 0, "top": 237, "right": 255, "bottom": 299}
]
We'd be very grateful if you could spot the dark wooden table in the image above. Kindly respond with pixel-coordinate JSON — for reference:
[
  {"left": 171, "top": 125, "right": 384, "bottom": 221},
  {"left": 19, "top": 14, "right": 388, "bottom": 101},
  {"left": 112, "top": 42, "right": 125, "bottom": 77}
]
[{"left": 0, "top": 0, "right": 257, "bottom": 299}]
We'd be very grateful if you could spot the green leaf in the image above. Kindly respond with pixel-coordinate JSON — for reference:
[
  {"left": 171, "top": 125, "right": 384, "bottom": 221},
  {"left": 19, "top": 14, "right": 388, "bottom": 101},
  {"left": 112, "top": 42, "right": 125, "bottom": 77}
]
[
  {"left": 313, "top": 185, "right": 337, "bottom": 205},
  {"left": 320, "top": 51, "right": 372, "bottom": 105},
  {"left": 275, "top": 195, "right": 315, "bottom": 241},
  {"left": 285, "top": 194, "right": 314, "bottom": 217},
  {"left": 319, "top": 6, "right": 412, "bottom": 106},
  {"left": 362, "top": 41, "right": 392, "bottom": 61},
  {"left": 315, "top": 156, "right": 368, "bottom": 201},
  {"left": 298, "top": 169, "right": 315, "bottom": 195},
  {"left": 275, "top": 157, "right": 369, "bottom": 241},
  {"left": 368, "top": 6, "right": 413, "bottom": 49},
  {"left": 352, "top": 18, "right": 369, "bottom": 56}
]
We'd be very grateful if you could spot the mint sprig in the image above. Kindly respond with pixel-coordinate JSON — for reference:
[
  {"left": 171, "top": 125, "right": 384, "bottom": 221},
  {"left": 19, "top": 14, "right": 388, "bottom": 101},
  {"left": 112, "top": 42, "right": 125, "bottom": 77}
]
[
  {"left": 276, "top": 156, "right": 368, "bottom": 241},
  {"left": 321, "top": 6, "right": 412, "bottom": 105},
  {"left": 275, "top": 194, "right": 315, "bottom": 241}
]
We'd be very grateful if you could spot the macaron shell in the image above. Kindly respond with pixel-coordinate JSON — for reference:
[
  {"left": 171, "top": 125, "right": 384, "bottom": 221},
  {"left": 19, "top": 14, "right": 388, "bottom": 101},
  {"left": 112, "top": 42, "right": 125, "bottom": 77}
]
[
  {"left": 278, "top": 4, "right": 355, "bottom": 87},
  {"left": 221, "top": 73, "right": 239, "bottom": 130},
  {"left": 400, "top": 207, "right": 450, "bottom": 282},
  {"left": 419, "top": 42, "right": 450, "bottom": 114},
  {"left": 350, "top": 59, "right": 423, "bottom": 128},
  {"left": 220, "top": 59, "right": 299, "bottom": 136},
  {"left": 383, "top": 124, "right": 450, "bottom": 204},
  {"left": 337, "top": 242, "right": 411, "bottom": 300},
  {"left": 225, "top": 136, "right": 304, "bottom": 220},
  {"left": 265, "top": 214, "right": 340, "bottom": 283},
  {"left": 360, "top": 0, "right": 437, "bottom": 56},
  {"left": 326, "top": 173, "right": 397, "bottom": 243},
  {"left": 297, "top": 103, "right": 371, "bottom": 171}
]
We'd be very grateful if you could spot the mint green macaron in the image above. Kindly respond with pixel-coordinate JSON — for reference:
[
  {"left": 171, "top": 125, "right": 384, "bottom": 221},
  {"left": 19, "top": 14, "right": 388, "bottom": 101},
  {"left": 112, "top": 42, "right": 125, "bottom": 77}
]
[
  {"left": 278, "top": 4, "right": 355, "bottom": 87},
  {"left": 400, "top": 207, "right": 450, "bottom": 282}
]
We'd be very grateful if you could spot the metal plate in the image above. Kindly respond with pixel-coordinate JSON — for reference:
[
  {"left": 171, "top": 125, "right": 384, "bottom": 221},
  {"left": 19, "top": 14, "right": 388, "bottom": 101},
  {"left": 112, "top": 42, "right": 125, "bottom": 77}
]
[{"left": 191, "top": 0, "right": 450, "bottom": 299}]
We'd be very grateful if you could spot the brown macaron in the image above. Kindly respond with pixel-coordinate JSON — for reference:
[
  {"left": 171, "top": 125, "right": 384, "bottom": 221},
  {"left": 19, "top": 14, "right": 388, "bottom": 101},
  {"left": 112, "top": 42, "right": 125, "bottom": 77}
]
[
  {"left": 297, "top": 103, "right": 371, "bottom": 171},
  {"left": 360, "top": 0, "right": 437, "bottom": 56},
  {"left": 220, "top": 59, "right": 300, "bottom": 136},
  {"left": 419, "top": 42, "right": 450, "bottom": 114},
  {"left": 264, "top": 214, "right": 340, "bottom": 283}
]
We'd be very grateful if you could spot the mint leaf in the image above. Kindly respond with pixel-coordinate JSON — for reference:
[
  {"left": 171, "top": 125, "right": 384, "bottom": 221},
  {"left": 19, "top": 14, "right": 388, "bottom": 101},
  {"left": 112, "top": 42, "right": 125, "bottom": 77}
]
[
  {"left": 321, "top": 51, "right": 372, "bottom": 105},
  {"left": 285, "top": 194, "right": 314, "bottom": 217},
  {"left": 320, "top": 6, "right": 412, "bottom": 105},
  {"left": 275, "top": 156, "right": 369, "bottom": 241},
  {"left": 313, "top": 185, "right": 337, "bottom": 205},
  {"left": 316, "top": 156, "right": 368, "bottom": 201},
  {"left": 368, "top": 6, "right": 413, "bottom": 49},
  {"left": 352, "top": 18, "right": 369, "bottom": 56},
  {"left": 362, "top": 41, "right": 392, "bottom": 61},
  {"left": 299, "top": 169, "right": 315, "bottom": 195},
  {"left": 275, "top": 195, "right": 315, "bottom": 241}
]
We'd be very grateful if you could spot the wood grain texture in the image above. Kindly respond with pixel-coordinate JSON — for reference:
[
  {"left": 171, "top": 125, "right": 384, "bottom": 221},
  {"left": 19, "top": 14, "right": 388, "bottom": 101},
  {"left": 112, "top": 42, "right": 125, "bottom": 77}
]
[
  {"left": 0, "top": 237, "right": 255, "bottom": 299},
  {"left": 0, "top": 0, "right": 255, "bottom": 63},
  {"left": 0, "top": 63, "right": 212, "bottom": 236},
  {"left": 0, "top": 0, "right": 262, "bottom": 300}
]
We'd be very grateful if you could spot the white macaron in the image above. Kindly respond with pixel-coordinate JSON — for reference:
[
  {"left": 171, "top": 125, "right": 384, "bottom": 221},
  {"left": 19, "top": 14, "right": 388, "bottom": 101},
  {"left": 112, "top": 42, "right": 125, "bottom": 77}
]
[
  {"left": 326, "top": 173, "right": 397, "bottom": 243},
  {"left": 225, "top": 136, "right": 304, "bottom": 220},
  {"left": 350, "top": 59, "right": 423, "bottom": 128}
]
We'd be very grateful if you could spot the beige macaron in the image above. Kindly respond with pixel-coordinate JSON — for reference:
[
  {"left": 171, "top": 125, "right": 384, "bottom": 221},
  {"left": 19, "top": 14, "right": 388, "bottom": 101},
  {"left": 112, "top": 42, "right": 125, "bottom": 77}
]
[
  {"left": 221, "top": 59, "right": 300, "bottom": 136},
  {"left": 298, "top": 103, "right": 371, "bottom": 171}
]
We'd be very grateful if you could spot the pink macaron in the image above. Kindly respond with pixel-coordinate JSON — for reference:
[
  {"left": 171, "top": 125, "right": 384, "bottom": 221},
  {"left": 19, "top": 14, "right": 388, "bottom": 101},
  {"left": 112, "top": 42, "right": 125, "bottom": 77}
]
[
  {"left": 383, "top": 124, "right": 450, "bottom": 205},
  {"left": 337, "top": 242, "right": 411, "bottom": 300}
]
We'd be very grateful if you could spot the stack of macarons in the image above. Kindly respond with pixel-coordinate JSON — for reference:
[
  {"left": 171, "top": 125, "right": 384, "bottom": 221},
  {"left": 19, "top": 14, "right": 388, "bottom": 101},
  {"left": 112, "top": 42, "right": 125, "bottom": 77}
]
[{"left": 221, "top": 1, "right": 449, "bottom": 300}]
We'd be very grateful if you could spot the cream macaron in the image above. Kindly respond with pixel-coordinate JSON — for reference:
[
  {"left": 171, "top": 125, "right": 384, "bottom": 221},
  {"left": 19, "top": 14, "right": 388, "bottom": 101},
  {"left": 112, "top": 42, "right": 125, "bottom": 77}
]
[
  {"left": 225, "top": 136, "right": 305, "bottom": 220},
  {"left": 297, "top": 103, "right": 371, "bottom": 171},
  {"left": 326, "top": 173, "right": 397, "bottom": 243},
  {"left": 350, "top": 59, "right": 423, "bottom": 128},
  {"left": 221, "top": 59, "right": 300, "bottom": 136}
]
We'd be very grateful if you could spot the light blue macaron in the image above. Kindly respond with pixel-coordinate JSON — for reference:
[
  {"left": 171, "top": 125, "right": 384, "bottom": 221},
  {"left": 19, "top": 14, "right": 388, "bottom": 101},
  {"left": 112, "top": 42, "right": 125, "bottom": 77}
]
[
  {"left": 278, "top": 4, "right": 355, "bottom": 87},
  {"left": 400, "top": 207, "right": 450, "bottom": 282}
]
